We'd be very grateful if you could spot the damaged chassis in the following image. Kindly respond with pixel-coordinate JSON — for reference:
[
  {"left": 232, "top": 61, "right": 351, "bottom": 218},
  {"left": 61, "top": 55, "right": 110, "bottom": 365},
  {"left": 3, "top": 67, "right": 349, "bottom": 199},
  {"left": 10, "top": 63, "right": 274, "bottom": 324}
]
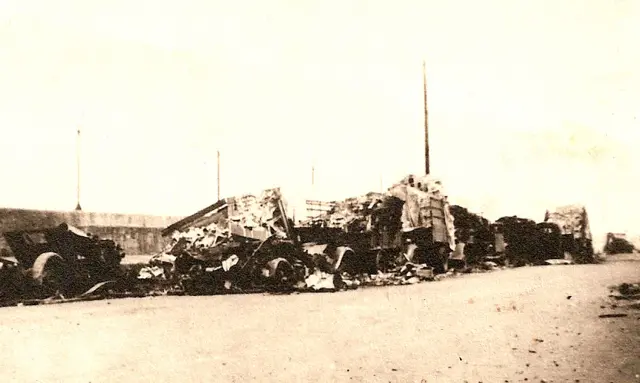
[
  {"left": 300, "top": 175, "right": 457, "bottom": 275},
  {"left": 159, "top": 189, "right": 315, "bottom": 294},
  {"left": 0, "top": 223, "right": 125, "bottom": 299}
]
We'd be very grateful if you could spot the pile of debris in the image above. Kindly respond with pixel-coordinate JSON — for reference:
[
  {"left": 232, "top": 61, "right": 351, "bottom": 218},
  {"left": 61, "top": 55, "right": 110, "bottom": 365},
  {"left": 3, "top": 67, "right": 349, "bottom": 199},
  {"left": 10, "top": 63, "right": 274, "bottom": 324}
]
[
  {"left": 543, "top": 205, "right": 594, "bottom": 263},
  {"left": 138, "top": 176, "right": 462, "bottom": 295},
  {"left": 137, "top": 188, "right": 342, "bottom": 295},
  {"left": 387, "top": 175, "right": 456, "bottom": 251},
  {"left": 0, "top": 223, "right": 126, "bottom": 303},
  {"left": 0, "top": 183, "right": 608, "bottom": 306},
  {"left": 490, "top": 205, "right": 596, "bottom": 266},
  {"left": 130, "top": 183, "right": 597, "bottom": 297},
  {"left": 604, "top": 233, "right": 635, "bottom": 254},
  {"left": 608, "top": 282, "right": 640, "bottom": 311},
  {"left": 449, "top": 205, "right": 494, "bottom": 265},
  {"left": 341, "top": 262, "right": 439, "bottom": 288},
  {"left": 301, "top": 174, "right": 457, "bottom": 274},
  {"left": 318, "top": 192, "right": 386, "bottom": 232},
  {"left": 496, "top": 216, "right": 541, "bottom": 266}
]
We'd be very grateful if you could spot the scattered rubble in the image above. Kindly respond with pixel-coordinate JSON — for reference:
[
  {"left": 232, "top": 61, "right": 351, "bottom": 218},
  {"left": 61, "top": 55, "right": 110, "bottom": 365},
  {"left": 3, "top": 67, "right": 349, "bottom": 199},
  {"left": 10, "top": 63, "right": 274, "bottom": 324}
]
[
  {"left": 544, "top": 205, "right": 595, "bottom": 264},
  {"left": 607, "top": 282, "right": 640, "bottom": 311},
  {"left": 494, "top": 205, "right": 596, "bottom": 267},
  {"left": 0, "top": 223, "right": 125, "bottom": 301},
  {"left": 0, "top": 178, "right": 614, "bottom": 306},
  {"left": 544, "top": 259, "right": 574, "bottom": 266},
  {"left": 495, "top": 216, "right": 541, "bottom": 266},
  {"left": 617, "top": 282, "right": 640, "bottom": 297},
  {"left": 134, "top": 176, "right": 470, "bottom": 296},
  {"left": 299, "top": 175, "right": 456, "bottom": 276},
  {"left": 137, "top": 266, "right": 165, "bottom": 280},
  {"left": 604, "top": 233, "right": 635, "bottom": 254},
  {"left": 598, "top": 313, "right": 629, "bottom": 318},
  {"left": 449, "top": 205, "right": 500, "bottom": 266},
  {"left": 146, "top": 188, "right": 321, "bottom": 295}
]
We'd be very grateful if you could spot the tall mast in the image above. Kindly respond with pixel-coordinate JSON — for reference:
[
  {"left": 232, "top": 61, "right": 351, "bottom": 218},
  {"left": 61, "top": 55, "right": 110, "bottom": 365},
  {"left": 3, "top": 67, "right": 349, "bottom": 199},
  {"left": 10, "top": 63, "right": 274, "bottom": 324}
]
[
  {"left": 423, "top": 60, "right": 430, "bottom": 175},
  {"left": 217, "top": 150, "right": 221, "bottom": 200},
  {"left": 75, "top": 127, "right": 82, "bottom": 211}
]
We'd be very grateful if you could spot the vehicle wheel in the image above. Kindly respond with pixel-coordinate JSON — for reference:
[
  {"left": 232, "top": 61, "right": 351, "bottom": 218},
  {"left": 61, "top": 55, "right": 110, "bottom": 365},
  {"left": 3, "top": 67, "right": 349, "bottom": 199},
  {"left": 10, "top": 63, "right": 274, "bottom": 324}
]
[
  {"left": 376, "top": 250, "right": 398, "bottom": 273},
  {"left": 335, "top": 249, "right": 359, "bottom": 275},
  {"left": 440, "top": 250, "right": 449, "bottom": 274},
  {"left": 174, "top": 253, "right": 195, "bottom": 275},
  {"left": 432, "top": 246, "right": 449, "bottom": 275},
  {"left": 375, "top": 251, "right": 385, "bottom": 272},
  {"left": 502, "top": 254, "right": 510, "bottom": 267},
  {"left": 32, "top": 252, "right": 67, "bottom": 297}
]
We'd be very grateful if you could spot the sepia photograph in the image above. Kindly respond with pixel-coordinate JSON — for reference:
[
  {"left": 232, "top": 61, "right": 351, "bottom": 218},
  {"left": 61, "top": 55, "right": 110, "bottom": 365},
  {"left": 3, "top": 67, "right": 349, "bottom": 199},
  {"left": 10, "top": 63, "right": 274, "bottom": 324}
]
[{"left": 0, "top": 1, "right": 638, "bottom": 382}]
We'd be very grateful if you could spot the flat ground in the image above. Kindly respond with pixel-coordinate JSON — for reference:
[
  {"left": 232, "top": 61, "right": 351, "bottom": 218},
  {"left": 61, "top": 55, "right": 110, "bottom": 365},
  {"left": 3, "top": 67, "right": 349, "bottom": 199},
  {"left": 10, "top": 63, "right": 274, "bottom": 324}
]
[{"left": 0, "top": 255, "right": 638, "bottom": 383}]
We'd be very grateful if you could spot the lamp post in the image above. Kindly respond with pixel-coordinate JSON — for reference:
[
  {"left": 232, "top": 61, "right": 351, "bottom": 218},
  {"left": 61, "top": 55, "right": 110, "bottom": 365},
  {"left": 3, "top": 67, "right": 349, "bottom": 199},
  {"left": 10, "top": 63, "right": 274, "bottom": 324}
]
[
  {"left": 423, "top": 60, "right": 430, "bottom": 175},
  {"left": 75, "top": 127, "right": 82, "bottom": 211}
]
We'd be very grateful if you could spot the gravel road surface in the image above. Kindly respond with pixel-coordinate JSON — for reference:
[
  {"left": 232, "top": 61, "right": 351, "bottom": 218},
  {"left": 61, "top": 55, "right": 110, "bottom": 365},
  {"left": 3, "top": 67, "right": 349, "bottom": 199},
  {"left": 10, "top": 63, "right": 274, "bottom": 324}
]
[{"left": 0, "top": 255, "right": 638, "bottom": 383}]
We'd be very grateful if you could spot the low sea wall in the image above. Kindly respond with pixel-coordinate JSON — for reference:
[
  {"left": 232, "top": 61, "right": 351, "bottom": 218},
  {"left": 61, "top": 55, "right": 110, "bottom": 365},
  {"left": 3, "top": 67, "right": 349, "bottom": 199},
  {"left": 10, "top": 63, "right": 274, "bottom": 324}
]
[{"left": 0, "top": 208, "right": 184, "bottom": 256}]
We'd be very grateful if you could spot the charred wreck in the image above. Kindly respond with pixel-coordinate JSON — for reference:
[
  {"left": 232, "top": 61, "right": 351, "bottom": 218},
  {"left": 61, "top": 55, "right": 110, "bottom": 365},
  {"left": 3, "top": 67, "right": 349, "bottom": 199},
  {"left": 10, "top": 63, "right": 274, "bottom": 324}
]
[{"left": 149, "top": 188, "right": 338, "bottom": 294}]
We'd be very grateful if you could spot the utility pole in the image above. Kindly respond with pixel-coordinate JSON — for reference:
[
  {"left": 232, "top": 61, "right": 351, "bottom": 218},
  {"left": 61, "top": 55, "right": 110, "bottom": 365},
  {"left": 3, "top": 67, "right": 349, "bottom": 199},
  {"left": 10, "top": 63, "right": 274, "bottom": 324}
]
[
  {"left": 217, "top": 150, "right": 221, "bottom": 200},
  {"left": 75, "top": 127, "right": 82, "bottom": 211},
  {"left": 423, "top": 60, "right": 430, "bottom": 175},
  {"left": 311, "top": 165, "right": 315, "bottom": 191}
]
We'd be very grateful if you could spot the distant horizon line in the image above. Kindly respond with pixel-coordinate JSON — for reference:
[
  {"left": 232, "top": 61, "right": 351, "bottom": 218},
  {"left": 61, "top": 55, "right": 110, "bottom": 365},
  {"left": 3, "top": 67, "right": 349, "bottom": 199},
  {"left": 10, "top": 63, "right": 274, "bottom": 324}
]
[{"left": 0, "top": 205, "right": 185, "bottom": 219}]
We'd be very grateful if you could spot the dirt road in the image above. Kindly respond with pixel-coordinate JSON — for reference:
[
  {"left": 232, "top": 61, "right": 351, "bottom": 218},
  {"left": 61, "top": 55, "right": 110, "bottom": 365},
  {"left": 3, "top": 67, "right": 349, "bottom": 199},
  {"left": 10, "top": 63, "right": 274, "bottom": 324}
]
[{"left": 0, "top": 255, "right": 638, "bottom": 383}]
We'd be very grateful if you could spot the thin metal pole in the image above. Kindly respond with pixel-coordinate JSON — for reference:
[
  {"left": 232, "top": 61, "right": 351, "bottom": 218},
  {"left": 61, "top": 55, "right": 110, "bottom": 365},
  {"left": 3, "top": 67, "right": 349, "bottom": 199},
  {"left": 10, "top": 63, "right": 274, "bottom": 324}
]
[
  {"left": 75, "top": 128, "right": 82, "bottom": 211},
  {"left": 217, "top": 150, "right": 221, "bottom": 200},
  {"left": 423, "top": 60, "right": 430, "bottom": 175}
]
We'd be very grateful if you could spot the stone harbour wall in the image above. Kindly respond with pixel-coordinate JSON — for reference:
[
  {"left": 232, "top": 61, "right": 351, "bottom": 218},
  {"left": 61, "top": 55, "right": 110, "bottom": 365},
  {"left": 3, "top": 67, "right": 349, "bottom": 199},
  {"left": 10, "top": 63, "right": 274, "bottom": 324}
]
[{"left": 0, "top": 208, "right": 184, "bottom": 256}]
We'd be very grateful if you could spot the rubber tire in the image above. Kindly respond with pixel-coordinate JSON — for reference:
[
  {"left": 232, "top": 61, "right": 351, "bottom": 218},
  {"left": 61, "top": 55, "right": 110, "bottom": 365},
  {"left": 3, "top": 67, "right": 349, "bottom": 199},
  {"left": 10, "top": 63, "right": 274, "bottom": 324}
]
[
  {"left": 31, "top": 252, "right": 67, "bottom": 297},
  {"left": 271, "top": 259, "right": 296, "bottom": 289},
  {"left": 434, "top": 246, "right": 449, "bottom": 275}
]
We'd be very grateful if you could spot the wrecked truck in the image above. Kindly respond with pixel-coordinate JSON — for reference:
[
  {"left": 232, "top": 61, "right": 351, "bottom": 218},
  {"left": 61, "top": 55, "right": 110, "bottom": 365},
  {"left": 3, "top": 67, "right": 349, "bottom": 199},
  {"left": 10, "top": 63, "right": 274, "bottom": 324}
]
[
  {"left": 0, "top": 223, "right": 125, "bottom": 299},
  {"left": 299, "top": 175, "right": 456, "bottom": 275},
  {"left": 150, "top": 188, "right": 334, "bottom": 294},
  {"left": 604, "top": 233, "right": 635, "bottom": 255},
  {"left": 448, "top": 205, "right": 506, "bottom": 266},
  {"left": 495, "top": 216, "right": 541, "bottom": 266},
  {"left": 543, "top": 205, "right": 594, "bottom": 263}
]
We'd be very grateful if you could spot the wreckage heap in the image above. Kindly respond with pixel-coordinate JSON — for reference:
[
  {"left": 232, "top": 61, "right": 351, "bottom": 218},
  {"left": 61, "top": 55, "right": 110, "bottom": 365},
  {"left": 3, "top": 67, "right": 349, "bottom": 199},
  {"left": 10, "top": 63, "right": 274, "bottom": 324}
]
[
  {"left": 299, "top": 175, "right": 456, "bottom": 275},
  {"left": 544, "top": 205, "right": 594, "bottom": 262},
  {"left": 162, "top": 187, "right": 292, "bottom": 245},
  {"left": 544, "top": 205, "right": 592, "bottom": 241},
  {"left": 304, "top": 175, "right": 455, "bottom": 250},
  {"left": 145, "top": 188, "right": 342, "bottom": 293},
  {"left": 136, "top": 178, "right": 599, "bottom": 298},
  {"left": 141, "top": 175, "right": 459, "bottom": 295}
]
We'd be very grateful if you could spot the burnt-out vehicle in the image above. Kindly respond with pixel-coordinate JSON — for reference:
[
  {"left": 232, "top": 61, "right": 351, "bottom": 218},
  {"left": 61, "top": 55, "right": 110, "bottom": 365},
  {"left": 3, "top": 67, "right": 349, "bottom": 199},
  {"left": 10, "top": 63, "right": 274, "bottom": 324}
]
[
  {"left": 294, "top": 225, "right": 362, "bottom": 275},
  {"left": 495, "top": 216, "right": 540, "bottom": 266},
  {"left": 0, "top": 223, "right": 125, "bottom": 298},
  {"left": 299, "top": 175, "right": 456, "bottom": 275},
  {"left": 544, "top": 205, "right": 595, "bottom": 263},
  {"left": 155, "top": 188, "right": 320, "bottom": 294},
  {"left": 604, "top": 233, "right": 635, "bottom": 255},
  {"left": 534, "top": 222, "right": 564, "bottom": 262},
  {"left": 448, "top": 205, "right": 507, "bottom": 266}
]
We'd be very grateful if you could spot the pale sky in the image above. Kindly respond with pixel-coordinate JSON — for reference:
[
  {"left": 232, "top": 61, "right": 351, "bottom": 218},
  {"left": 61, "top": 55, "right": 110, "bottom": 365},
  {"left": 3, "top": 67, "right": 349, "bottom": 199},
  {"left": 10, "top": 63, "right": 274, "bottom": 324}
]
[{"left": 0, "top": 0, "right": 638, "bottom": 247}]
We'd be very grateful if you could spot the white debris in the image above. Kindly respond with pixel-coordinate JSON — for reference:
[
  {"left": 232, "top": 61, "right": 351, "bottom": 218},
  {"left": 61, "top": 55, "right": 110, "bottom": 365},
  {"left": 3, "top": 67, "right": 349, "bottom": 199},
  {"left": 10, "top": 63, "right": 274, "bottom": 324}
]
[
  {"left": 138, "top": 266, "right": 165, "bottom": 280},
  {"left": 305, "top": 270, "right": 336, "bottom": 290},
  {"left": 222, "top": 254, "right": 240, "bottom": 272},
  {"left": 544, "top": 259, "right": 574, "bottom": 265}
]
